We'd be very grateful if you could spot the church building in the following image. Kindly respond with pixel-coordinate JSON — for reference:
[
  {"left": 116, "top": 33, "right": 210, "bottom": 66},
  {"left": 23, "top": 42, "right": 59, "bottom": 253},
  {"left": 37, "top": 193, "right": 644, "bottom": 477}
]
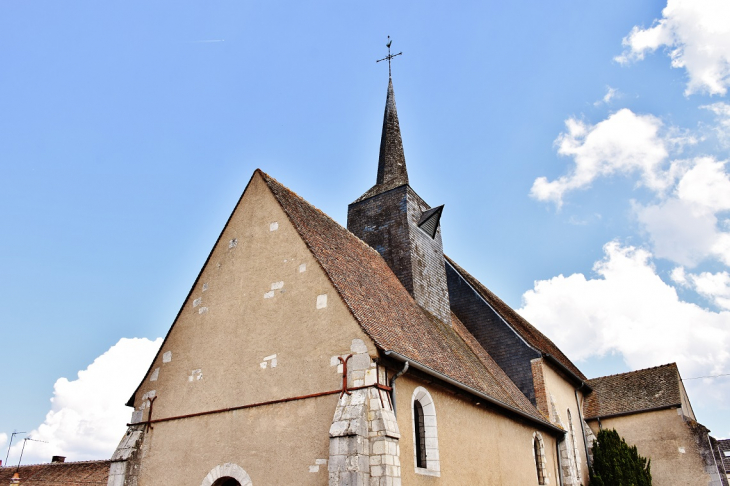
[{"left": 102, "top": 73, "right": 723, "bottom": 486}]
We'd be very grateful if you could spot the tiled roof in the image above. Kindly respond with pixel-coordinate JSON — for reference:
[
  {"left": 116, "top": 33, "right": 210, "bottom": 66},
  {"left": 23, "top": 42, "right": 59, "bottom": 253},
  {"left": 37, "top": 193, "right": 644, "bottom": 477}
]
[
  {"left": 444, "top": 256, "right": 586, "bottom": 382},
  {"left": 0, "top": 460, "right": 110, "bottom": 485},
  {"left": 584, "top": 363, "right": 681, "bottom": 419},
  {"left": 260, "top": 170, "right": 552, "bottom": 427}
]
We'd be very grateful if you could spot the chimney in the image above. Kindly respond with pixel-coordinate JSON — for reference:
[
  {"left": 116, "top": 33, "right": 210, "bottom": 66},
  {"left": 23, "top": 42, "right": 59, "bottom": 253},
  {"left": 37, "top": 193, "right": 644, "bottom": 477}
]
[{"left": 51, "top": 456, "right": 66, "bottom": 463}]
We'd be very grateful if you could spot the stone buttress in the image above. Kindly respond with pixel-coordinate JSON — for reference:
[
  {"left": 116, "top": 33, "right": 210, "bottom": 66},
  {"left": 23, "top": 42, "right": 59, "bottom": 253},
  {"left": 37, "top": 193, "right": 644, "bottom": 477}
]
[{"left": 328, "top": 339, "right": 401, "bottom": 486}]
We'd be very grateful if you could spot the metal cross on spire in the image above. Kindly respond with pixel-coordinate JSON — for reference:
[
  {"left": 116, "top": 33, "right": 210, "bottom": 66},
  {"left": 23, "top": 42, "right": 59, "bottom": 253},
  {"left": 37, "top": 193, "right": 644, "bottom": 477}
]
[{"left": 376, "top": 36, "right": 402, "bottom": 78}]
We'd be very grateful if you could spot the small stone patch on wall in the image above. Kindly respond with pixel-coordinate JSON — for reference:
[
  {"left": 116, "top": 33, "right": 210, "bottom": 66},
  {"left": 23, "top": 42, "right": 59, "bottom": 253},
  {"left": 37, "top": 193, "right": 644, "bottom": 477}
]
[
  {"left": 189, "top": 369, "right": 203, "bottom": 382},
  {"left": 260, "top": 354, "right": 277, "bottom": 369},
  {"left": 308, "top": 459, "right": 327, "bottom": 473},
  {"left": 317, "top": 294, "right": 328, "bottom": 309},
  {"left": 163, "top": 351, "right": 172, "bottom": 363},
  {"left": 269, "top": 222, "right": 278, "bottom": 231}
]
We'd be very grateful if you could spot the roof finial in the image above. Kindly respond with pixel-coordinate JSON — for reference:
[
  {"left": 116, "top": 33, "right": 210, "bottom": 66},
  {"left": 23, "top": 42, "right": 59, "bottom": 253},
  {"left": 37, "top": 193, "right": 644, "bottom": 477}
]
[{"left": 376, "top": 35, "right": 402, "bottom": 78}]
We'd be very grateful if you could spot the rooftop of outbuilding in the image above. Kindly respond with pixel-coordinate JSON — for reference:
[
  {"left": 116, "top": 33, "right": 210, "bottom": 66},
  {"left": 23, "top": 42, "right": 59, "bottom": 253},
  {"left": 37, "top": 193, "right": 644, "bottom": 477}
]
[
  {"left": 584, "top": 363, "right": 682, "bottom": 419},
  {"left": 0, "top": 460, "right": 110, "bottom": 485}
]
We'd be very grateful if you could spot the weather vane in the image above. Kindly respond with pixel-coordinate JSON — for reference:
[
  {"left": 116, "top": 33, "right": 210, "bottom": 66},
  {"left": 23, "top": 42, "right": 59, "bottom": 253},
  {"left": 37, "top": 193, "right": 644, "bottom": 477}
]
[{"left": 376, "top": 36, "right": 402, "bottom": 78}]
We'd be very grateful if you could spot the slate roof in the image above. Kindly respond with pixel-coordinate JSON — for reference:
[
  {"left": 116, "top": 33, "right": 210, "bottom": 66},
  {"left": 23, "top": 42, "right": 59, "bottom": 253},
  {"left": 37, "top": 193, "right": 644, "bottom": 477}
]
[
  {"left": 444, "top": 256, "right": 587, "bottom": 382},
  {"left": 717, "top": 439, "right": 730, "bottom": 475},
  {"left": 584, "top": 363, "right": 682, "bottom": 419},
  {"left": 355, "top": 78, "right": 409, "bottom": 203},
  {"left": 0, "top": 460, "right": 110, "bottom": 485},
  {"left": 260, "top": 170, "right": 554, "bottom": 428}
]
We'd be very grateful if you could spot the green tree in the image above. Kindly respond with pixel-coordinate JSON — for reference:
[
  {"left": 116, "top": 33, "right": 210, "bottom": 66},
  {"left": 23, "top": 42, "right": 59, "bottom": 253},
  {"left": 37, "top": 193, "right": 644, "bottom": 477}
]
[{"left": 589, "top": 428, "right": 651, "bottom": 486}]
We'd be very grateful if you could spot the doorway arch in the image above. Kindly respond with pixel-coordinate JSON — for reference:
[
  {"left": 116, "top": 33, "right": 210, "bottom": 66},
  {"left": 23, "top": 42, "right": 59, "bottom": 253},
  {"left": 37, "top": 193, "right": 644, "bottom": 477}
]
[{"left": 201, "top": 463, "right": 252, "bottom": 486}]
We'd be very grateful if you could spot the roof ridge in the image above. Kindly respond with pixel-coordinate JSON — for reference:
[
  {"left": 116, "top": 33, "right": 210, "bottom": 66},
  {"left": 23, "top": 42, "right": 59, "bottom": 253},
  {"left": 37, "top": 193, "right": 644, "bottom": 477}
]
[
  {"left": 6, "top": 459, "right": 112, "bottom": 467},
  {"left": 444, "top": 254, "right": 587, "bottom": 381},
  {"left": 258, "top": 170, "right": 385, "bottom": 258},
  {"left": 259, "top": 170, "right": 553, "bottom": 428},
  {"left": 588, "top": 362, "right": 678, "bottom": 381}
]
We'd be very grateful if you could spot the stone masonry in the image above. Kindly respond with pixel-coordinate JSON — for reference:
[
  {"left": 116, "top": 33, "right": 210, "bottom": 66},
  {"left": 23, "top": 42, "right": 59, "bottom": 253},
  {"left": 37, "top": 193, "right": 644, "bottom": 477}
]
[
  {"left": 107, "top": 425, "right": 145, "bottom": 486},
  {"left": 329, "top": 339, "right": 401, "bottom": 486}
]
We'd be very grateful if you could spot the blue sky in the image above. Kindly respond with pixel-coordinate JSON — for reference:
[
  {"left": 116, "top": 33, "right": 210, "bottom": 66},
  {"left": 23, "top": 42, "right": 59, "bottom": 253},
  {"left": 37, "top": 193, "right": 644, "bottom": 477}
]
[{"left": 2, "top": 0, "right": 730, "bottom": 464}]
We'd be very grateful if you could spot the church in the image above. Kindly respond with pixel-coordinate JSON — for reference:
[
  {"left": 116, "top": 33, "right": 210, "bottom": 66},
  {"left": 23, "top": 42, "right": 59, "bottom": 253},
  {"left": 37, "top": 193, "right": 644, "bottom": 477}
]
[
  {"left": 88, "top": 72, "right": 725, "bottom": 486},
  {"left": 0, "top": 61, "right": 725, "bottom": 485}
]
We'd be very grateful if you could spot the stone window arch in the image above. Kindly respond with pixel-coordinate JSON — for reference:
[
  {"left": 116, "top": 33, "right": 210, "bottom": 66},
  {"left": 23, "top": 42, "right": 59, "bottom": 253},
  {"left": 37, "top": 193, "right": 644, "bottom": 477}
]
[
  {"left": 533, "top": 432, "right": 547, "bottom": 485},
  {"left": 411, "top": 386, "right": 440, "bottom": 476},
  {"left": 201, "top": 463, "right": 252, "bottom": 486}
]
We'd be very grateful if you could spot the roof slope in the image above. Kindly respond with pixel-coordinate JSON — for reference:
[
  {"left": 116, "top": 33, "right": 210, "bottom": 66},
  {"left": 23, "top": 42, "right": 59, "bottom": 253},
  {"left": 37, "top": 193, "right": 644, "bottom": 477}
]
[
  {"left": 717, "top": 439, "right": 730, "bottom": 475},
  {"left": 445, "top": 256, "right": 586, "bottom": 382},
  {"left": 0, "top": 460, "right": 110, "bottom": 485},
  {"left": 584, "top": 363, "right": 681, "bottom": 418},
  {"left": 259, "top": 170, "right": 551, "bottom": 426}
]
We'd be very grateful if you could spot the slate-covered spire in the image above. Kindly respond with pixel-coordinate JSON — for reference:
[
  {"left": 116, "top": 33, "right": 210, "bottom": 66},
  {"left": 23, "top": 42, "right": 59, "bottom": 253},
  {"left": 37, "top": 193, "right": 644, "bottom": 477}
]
[{"left": 376, "top": 78, "right": 409, "bottom": 187}]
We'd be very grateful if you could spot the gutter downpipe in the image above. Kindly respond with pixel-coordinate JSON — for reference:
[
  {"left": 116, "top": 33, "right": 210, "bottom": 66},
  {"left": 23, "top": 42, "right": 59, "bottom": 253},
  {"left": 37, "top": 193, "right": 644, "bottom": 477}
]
[
  {"left": 384, "top": 350, "right": 565, "bottom": 435},
  {"left": 389, "top": 361, "right": 409, "bottom": 417}
]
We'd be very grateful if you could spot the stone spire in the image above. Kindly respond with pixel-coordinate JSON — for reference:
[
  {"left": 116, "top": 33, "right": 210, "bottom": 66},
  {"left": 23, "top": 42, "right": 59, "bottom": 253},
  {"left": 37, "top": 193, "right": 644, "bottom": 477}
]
[
  {"left": 348, "top": 77, "right": 451, "bottom": 325},
  {"left": 376, "top": 78, "right": 409, "bottom": 188}
]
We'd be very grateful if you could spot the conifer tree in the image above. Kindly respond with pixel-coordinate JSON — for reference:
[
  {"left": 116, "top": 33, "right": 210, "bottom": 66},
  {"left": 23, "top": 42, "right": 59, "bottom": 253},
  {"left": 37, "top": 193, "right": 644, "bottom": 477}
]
[{"left": 589, "top": 428, "right": 651, "bottom": 486}]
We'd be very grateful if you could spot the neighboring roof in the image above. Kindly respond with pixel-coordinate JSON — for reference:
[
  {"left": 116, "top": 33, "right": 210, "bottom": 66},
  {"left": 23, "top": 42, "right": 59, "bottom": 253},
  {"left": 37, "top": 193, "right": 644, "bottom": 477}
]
[
  {"left": 0, "top": 460, "right": 110, "bottom": 485},
  {"left": 717, "top": 439, "right": 730, "bottom": 474},
  {"left": 445, "top": 256, "right": 587, "bottom": 382},
  {"left": 260, "top": 170, "right": 554, "bottom": 429},
  {"left": 584, "top": 363, "right": 681, "bottom": 419}
]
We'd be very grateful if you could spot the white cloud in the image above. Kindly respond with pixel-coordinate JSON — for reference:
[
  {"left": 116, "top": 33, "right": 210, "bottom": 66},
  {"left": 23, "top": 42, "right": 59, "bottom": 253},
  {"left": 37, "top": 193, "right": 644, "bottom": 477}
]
[
  {"left": 675, "top": 269, "right": 730, "bottom": 310},
  {"left": 3, "top": 337, "right": 161, "bottom": 465},
  {"left": 530, "top": 109, "right": 671, "bottom": 207},
  {"left": 635, "top": 157, "right": 730, "bottom": 266},
  {"left": 0, "top": 432, "right": 6, "bottom": 450},
  {"left": 594, "top": 86, "right": 619, "bottom": 106},
  {"left": 532, "top": 103, "right": 730, "bottom": 266},
  {"left": 702, "top": 102, "right": 730, "bottom": 145},
  {"left": 518, "top": 241, "right": 730, "bottom": 409},
  {"left": 615, "top": 0, "right": 730, "bottom": 96}
]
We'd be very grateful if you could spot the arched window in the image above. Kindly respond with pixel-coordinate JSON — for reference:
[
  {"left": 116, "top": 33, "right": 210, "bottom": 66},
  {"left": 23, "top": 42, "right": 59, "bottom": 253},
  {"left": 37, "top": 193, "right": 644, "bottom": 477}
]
[
  {"left": 414, "top": 400, "right": 427, "bottom": 467},
  {"left": 568, "top": 409, "right": 581, "bottom": 481},
  {"left": 533, "top": 432, "right": 546, "bottom": 485},
  {"left": 212, "top": 479, "right": 241, "bottom": 486},
  {"left": 411, "top": 387, "right": 440, "bottom": 476}
]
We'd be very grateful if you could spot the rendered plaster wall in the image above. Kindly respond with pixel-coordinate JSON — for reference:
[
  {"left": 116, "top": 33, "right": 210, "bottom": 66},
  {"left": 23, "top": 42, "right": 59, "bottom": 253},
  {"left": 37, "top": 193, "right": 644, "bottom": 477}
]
[
  {"left": 123, "top": 172, "right": 377, "bottom": 485},
  {"left": 587, "top": 408, "right": 719, "bottom": 486},
  {"left": 135, "top": 394, "right": 340, "bottom": 485},
  {"left": 394, "top": 374, "right": 560, "bottom": 485},
  {"left": 537, "top": 359, "right": 590, "bottom": 484}
]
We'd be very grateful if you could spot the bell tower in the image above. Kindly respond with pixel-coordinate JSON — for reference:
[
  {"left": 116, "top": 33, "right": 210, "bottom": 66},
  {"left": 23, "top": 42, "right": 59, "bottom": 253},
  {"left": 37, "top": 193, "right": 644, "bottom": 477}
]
[{"left": 347, "top": 75, "right": 450, "bottom": 324}]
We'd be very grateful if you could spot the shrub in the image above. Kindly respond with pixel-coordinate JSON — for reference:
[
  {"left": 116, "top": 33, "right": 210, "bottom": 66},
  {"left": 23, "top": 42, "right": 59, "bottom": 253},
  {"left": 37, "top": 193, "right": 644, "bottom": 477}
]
[{"left": 589, "top": 428, "right": 651, "bottom": 486}]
